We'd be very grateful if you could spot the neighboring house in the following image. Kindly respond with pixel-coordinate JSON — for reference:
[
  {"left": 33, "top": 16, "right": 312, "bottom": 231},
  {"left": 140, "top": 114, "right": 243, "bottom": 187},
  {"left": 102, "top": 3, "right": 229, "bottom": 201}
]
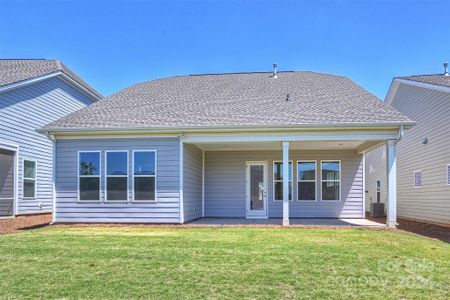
[
  {"left": 366, "top": 66, "right": 450, "bottom": 225},
  {"left": 41, "top": 69, "right": 413, "bottom": 226},
  {"left": 0, "top": 59, "right": 102, "bottom": 217}
]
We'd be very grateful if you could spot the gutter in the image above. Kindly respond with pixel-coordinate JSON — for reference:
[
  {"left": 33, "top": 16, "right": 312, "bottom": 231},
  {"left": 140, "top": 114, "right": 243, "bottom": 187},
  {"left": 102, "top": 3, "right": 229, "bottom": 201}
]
[{"left": 38, "top": 121, "right": 416, "bottom": 135}]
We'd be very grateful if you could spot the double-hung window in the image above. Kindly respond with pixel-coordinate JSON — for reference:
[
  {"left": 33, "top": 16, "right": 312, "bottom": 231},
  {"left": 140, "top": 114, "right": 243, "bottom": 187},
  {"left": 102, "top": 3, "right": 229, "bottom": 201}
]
[
  {"left": 321, "top": 161, "right": 341, "bottom": 201},
  {"left": 106, "top": 151, "right": 128, "bottom": 201},
  {"left": 297, "top": 161, "right": 316, "bottom": 201},
  {"left": 273, "top": 161, "right": 293, "bottom": 201},
  {"left": 78, "top": 151, "right": 101, "bottom": 201},
  {"left": 23, "top": 159, "right": 36, "bottom": 198},
  {"left": 133, "top": 150, "right": 156, "bottom": 201}
]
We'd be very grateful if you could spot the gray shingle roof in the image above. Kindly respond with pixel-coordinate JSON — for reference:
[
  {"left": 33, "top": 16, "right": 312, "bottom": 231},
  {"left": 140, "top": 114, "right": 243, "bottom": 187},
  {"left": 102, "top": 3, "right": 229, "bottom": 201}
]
[
  {"left": 0, "top": 59, "right": 102, "bottom": 98},
  {"left": 44, "top": 71, "right": 413, "bottom": 131},
  {"left": 397, "top": 74, "right": 450, "bottom": 88}
]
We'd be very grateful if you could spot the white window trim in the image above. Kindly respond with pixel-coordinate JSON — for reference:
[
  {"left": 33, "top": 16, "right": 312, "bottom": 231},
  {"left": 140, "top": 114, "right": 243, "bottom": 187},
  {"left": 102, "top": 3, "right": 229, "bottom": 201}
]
[
  {"left": 272, "top": 160, "right": 293, "bottom": 202},
  {"left": 447, "top": 164, "right": 450, "bottom": 186},
  {"left": 105, "top": 150, "right": 129, "bottom": 202},
  {"left": 22, "top": 158, "right": 37, "bottom": 199},
  {"left": 132, "top": 150, "right": 157, "bottom": 202},
  {"left": 77, "top": 151, "right": 101, "bottom": 202},
  {"left": 297, "top": 160, "right": 317, "bottom": 202},
  {"left": 320, "top": 160, "right": 341, "bottom": 202},
  {"left": 413, "top": 170, "right": 422, "bottom": 189}
]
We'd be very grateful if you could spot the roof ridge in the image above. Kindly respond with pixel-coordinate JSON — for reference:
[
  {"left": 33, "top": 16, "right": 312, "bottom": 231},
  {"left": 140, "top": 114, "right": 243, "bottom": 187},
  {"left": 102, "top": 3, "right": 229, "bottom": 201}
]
[
  {"left": 0, "top": 58, "right": 49, "bottom": 61},
  {"left": 107, "top": 70, "right": 350, "bottom": 98},
  {"left": 111, "top": 70, "right": 346, "bottom": 94},
  {"left": 396, "top": 73, "right": 445, "bottom": 78},
  {"left": 55, "top": 59, "right": 63, "bottom": 70},
  {"left": 187, "top": 71, "right": 296, "bottom": 77}
]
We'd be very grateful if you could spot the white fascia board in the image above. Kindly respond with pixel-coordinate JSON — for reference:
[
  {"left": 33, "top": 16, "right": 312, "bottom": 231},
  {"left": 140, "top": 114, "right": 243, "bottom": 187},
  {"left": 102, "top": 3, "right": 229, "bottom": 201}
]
[
  {"left": 0, "top": 71, "right": 101, "bottom": 101},
  {"left": 44, "top": 128, "right": 403, "bottom": 142},
  {"left": 57, "top": 73, "right": 102, "bottom": 101},
  {"left": 51, "top": 133, "right": 180, "bottom": 139},
  {"left": 385, "top": 79, "right": 400, "bottom": 105},
  {"left": 0, "top": 72, "right": 62, "bottom": 93},
  {"left": 387, "top": 78, "right": 450, "bottom": 105},
  {"left": 41, "top": 122, "right": 414, "bottom": 136}
]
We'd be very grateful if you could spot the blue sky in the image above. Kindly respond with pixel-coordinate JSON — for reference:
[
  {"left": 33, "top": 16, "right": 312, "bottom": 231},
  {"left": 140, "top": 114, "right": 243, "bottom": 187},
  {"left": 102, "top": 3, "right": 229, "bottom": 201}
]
[{"left": 1, "top": 0, "right": 449, "bottom": 99}]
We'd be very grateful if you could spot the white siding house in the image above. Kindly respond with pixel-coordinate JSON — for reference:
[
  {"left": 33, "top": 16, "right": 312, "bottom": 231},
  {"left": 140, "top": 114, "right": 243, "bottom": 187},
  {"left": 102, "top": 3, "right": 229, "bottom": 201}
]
[
  {"left": 366, "top": 71, "right": 450, "bottom": 225},
  {"left": 0, "top": 59, "right": 101, "bottom": 217}
]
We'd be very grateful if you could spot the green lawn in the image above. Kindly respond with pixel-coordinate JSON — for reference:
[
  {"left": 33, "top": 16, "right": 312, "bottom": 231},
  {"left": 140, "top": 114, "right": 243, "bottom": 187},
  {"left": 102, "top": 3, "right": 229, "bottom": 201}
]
[{"left": 0, "top": 226, "right": 448, "bottom": 299}]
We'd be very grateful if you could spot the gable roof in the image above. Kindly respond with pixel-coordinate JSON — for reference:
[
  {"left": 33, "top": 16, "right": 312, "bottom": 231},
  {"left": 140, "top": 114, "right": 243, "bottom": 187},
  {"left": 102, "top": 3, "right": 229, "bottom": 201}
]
[
  {"left": 386, "top": 73, "right": 450, "bottom": 105},
  {"left": 397, "top": 74, "right": 450, "bottom": 88},
  {"left": 43, "top": 71, "right": 413, "bottom": 132},
  {"left": 0, "top": 59, "right": 102, "bottom": 99}
]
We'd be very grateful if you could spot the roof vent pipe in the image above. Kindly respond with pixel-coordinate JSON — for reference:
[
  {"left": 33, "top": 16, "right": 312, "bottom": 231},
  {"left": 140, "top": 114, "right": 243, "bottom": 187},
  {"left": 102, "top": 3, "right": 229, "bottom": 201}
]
[
  {"left": 272, "top": 63, "right": 278, "bottom": 78},
  {"left": 444, "top": 62, "right": 449, "bottom": 76}
]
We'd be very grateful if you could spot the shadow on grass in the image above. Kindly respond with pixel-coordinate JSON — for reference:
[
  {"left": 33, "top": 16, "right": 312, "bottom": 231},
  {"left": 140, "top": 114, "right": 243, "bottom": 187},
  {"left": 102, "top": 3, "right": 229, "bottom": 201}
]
[
  {"left": 17, "top": 222, "right": 51, "bottom": 231},
  {"left": 367, "top": 214, "right": 450, "bottom": 243}
]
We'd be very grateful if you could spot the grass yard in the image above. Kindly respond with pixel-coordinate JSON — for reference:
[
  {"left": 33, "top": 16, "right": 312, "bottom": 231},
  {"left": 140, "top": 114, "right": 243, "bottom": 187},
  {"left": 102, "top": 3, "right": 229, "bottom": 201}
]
[{"left": 0, "top": 226, "right": 449, "bottom": 299}]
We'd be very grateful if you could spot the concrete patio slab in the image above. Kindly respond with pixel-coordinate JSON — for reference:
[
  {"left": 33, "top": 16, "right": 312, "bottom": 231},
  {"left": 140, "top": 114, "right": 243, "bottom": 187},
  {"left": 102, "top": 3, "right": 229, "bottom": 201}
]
[{"left": 188, "top": 218, "right": 385, "bottom": 227}]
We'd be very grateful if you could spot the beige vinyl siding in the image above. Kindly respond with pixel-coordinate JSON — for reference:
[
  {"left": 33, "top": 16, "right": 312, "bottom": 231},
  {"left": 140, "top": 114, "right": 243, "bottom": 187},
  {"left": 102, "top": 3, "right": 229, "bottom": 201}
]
[
  {"left": 393, "top": 83, "right": 450, "bottom": 224},
  {"left": 366, "top": 82, "right": 450, "bottom": 225}
]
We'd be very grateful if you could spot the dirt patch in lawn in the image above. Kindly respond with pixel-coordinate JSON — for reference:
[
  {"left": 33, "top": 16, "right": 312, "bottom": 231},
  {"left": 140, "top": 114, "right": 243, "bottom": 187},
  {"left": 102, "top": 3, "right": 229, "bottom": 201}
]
[
  {"left": 2, "top": 214, "right": 448, "bottom": 243},
  {"left": 367, "top": 215, "right": 450, "bottom": 243},
  {"left": 0, "top": 213, "right": 51, "bottom": 234}
]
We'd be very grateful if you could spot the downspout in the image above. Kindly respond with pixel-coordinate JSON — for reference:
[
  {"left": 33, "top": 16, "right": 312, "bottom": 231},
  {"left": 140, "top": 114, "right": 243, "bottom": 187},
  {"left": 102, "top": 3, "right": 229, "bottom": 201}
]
[{"left": 397, "top": 125, "right": 404, "bottom": 141}]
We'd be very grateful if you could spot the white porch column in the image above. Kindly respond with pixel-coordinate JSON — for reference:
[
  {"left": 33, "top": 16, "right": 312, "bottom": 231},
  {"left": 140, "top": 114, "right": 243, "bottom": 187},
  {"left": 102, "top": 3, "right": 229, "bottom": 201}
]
[
  {"left": 282, "top": 141, "right": 289, "bottom": 226},
  {"left": 179, "top": 135, "right": 184, "bottom": 224},
  {"left": 386, "top": 140, "right": 397, "bottom": 227}
]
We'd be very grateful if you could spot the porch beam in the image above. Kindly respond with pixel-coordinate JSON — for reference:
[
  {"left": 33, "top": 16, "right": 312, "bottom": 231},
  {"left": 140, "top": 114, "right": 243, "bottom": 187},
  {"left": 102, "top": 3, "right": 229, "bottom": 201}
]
[
  {"left": 386, "top": 140, "right": 397, "bottom": 227},
  {"left": 282, "top": 141, "right": 289, "bottom": 226},
  {"left": 356, "top": 141, "right": 384, "bottom": 154},
  {"left": 182, "top": 130, "right": 400, "bottom": 143}
]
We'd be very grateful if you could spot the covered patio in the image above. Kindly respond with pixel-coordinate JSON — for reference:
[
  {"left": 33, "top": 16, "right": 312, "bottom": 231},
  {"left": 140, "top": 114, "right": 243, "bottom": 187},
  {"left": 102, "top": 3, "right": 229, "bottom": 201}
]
[{"left": 181, "top": 128, "right": 401, "bottom": 227}]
